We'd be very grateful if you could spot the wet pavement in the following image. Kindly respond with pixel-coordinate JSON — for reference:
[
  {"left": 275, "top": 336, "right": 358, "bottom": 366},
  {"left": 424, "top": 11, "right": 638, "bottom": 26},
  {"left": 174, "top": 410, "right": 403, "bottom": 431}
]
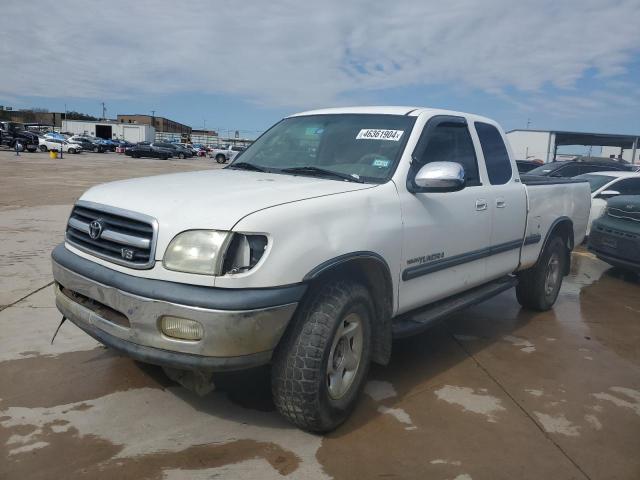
[{"left": 1, "top": 150, "right": 639, "bottom": 479}]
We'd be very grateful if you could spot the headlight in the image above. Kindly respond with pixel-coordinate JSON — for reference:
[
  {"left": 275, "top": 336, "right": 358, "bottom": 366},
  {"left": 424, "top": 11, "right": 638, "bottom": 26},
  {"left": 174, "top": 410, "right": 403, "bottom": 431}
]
[
  {"left": 163, "top": 230, "right": 230, "bottom": 275},
  {"left": 221, "top": 234, "right": 268, "bottom": 274}
]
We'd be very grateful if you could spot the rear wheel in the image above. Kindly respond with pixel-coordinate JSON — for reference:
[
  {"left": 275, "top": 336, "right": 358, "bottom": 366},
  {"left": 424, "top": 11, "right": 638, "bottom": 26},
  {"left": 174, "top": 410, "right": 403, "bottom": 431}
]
[
  {"left": 516, "top": 235, "right": 566, "bottom": 311},
  {"left": 93, "top": 147, "right": 99, "bottom": 153},
  {"left": 39, "top": 145, "right": 48, "bottom": 152},
  {"left": 178, "top": 153, "right": 185, "bottom": 159},
  {"left": 272, "top": 280, "right": 372, "bottom": 432}
]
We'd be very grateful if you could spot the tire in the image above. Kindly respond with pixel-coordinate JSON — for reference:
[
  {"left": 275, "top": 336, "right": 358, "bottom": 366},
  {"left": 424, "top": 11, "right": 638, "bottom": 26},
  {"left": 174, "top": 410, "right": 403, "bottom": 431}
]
[
  {"left": 39, "top": 145, "right": 48, "bottom": 152},
  {"left": 272, "top": 280, "right": 373, "bottom": 432},
  {"left": 215, "top": 154, "right": 227, "bottom": 164},
  {"left": 93, "top": 147, "right": 99, "bottom": 153},
  {"left": 516, "top": 235, "right": 566, "bottom": 311},
  {"left": 179, "top": 153, "right": 185, "bottom": 159},
  {"left": 68, "top": 148, "right": 76, "bottom": 154}
]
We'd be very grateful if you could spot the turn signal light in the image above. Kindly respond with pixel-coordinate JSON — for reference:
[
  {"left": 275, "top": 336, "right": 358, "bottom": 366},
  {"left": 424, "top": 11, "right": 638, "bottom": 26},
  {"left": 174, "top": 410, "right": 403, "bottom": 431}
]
[{"left": 160, "top": 316, "right": 204, "bottom": 341}]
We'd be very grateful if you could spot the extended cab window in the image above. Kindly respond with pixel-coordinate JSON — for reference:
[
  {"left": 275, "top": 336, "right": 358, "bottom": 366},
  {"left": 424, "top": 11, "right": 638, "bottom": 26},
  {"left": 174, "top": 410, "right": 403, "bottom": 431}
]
[
  {"left": 418, "top": 122, "right": 480, "bottom": 186},
  {"left": 475, "top": 122, "right": 512, "bottom": 185}
]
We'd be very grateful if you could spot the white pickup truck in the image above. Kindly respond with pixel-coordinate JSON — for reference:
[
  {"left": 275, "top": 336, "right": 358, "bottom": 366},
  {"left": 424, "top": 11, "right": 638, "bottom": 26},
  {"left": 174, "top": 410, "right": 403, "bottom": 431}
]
[{"left": 51, "top": 106, "right": 590, "bottom": 432}]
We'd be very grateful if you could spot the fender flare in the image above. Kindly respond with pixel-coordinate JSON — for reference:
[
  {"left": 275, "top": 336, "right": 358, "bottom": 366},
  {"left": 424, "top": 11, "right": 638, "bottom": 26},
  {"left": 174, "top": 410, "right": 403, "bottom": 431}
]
[{"left": 303, "top": 251, "right": 394, "bottom": 365}]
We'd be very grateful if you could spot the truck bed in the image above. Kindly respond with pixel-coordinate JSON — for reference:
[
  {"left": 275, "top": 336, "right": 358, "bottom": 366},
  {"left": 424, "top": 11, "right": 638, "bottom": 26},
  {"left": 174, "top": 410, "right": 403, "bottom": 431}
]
[{"left": 518, "top": 176, "right": 591, "bottom": 270}]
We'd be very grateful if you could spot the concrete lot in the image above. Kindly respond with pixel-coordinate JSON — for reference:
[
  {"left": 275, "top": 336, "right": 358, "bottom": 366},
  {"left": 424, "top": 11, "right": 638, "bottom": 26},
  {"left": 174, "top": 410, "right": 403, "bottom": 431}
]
[{"left": 1, "top": 149, "right": 639, "bottom": 479}]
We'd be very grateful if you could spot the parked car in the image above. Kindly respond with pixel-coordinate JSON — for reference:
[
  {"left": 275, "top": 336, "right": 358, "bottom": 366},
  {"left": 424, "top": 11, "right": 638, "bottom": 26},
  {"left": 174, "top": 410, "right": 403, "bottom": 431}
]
[
  {"left": 588, "top": 195, "right": 640, "bottom": 273},
  {"left": 68, "top": 136, "right": 106, "bottom": 153},
  {"left": 0, "top": 121, "right": 40, "bottom": 152},
  {"left": 125, "top": 143, "right": 172, "bottom": 160},
  {"left": 44, "top": 132, "right": 69, "bottom": 141},
  {"left": 516, "top": 159, "right": 543, "bottom": 173},
  {"left": 527, "top": 156, "right": 632, "bottom": 177},
  {"left": 209, "top": 145, "right": 241, "bottom": 163},
  {"left": 38, "top": 137, "right": 82, "bottom": 154},
  {"left": 150, "top": 142, "right": 193, "bottom": 159},
  {"left": 51, "top": 106, "right": 590, "bottom": 432},
  {"left": 573, "top": 171, "right": 640, "bottom": 235}
]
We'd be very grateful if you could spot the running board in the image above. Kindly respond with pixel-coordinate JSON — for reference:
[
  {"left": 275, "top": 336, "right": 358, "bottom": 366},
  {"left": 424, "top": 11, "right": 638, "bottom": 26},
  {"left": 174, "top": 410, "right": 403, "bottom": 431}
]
[{"left": 392, "top": 276, "right": 518, "bottom": 339}]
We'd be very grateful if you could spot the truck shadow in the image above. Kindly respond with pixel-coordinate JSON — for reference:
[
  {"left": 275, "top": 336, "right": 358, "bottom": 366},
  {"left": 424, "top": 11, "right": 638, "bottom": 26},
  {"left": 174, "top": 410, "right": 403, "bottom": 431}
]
[{"left": 142, "top": 253, "right": 633, "bottom": 435}]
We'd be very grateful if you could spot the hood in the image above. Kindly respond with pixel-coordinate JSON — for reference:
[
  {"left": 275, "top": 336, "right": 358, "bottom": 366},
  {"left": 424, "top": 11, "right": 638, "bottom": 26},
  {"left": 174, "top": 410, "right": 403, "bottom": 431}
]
[
  {"left": 607, "top": 195, "right": 640, "bottom": 212},
  {"left": 81, "top": 168, "right": 374, "bottom": 233}
]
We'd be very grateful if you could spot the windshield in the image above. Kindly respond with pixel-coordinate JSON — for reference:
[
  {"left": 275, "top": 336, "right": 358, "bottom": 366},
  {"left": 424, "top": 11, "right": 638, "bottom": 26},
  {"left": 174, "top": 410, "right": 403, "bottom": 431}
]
[
  {"left": 574, "top": 173, "right": 615, "bottom": 193},
  {"left": 231, "top": 114, "right": 416, "bottom": 183}
]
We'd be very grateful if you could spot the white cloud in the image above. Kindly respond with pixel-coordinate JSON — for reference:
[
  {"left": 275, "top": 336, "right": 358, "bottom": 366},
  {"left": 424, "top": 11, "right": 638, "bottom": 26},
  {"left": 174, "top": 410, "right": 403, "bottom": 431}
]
[{"left": 1, "top": 0, "right": 639, "bottom": 110}]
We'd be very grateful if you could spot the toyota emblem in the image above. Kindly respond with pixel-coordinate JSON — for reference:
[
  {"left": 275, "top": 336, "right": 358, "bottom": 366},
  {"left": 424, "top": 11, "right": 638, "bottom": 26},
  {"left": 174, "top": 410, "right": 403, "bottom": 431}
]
[{"left": 89, "top": 219, "right": 104, "bottom": 239}]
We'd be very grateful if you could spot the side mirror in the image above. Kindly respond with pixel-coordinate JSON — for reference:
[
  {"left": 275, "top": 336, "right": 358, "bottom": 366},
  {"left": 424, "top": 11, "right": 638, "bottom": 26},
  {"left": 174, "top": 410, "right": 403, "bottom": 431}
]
[
  {"left": 597, "top": 190, "right": 620, "bottom": 199},
  {"left": 412, "top": 161, "right": 465, "bottom": 193}
]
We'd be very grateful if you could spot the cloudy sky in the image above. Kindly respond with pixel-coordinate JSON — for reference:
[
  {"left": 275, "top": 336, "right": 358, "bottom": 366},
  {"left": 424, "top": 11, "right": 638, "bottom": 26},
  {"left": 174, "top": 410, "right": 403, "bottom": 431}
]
[{"left": 1, "top": 0, "right": 639, "bottom": 136}]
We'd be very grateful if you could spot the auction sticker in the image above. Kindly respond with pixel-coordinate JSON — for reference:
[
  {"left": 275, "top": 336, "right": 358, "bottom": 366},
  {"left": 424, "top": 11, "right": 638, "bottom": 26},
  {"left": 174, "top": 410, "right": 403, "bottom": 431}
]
[{"left": 356, "top": 129, "right": 404, "bottom": 141}]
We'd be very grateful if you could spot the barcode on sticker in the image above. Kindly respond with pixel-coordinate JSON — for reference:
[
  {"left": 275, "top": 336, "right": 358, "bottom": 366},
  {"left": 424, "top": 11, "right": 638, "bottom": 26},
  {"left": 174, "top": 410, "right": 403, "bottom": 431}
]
[{"left": 356, "top": 129, "right": 404, "bottom": 141}]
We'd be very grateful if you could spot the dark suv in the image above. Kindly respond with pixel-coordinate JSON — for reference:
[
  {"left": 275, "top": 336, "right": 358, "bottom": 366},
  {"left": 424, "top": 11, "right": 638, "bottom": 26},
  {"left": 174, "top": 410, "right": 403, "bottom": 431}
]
[
  {"left": 150, "top": 142, "right": 193, "bottom": 159},
  {"left": 125, "top": 143, "right": 173, "bottom": 160},
  {"left": 588, "top": 195, "right": 640, "bottom": 273},
  {"left": 0, "top": 122, "right": 39, "bottom": 152},
  {"left": 527, "top": 156, "right": 632, "bottom": 178}
]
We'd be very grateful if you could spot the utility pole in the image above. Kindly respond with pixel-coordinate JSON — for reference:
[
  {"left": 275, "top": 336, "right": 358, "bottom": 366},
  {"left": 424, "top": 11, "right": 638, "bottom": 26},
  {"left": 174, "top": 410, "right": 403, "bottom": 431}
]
[
  {"left": 526, "top": 118, "right": 531, "bottom": 129},
  {"left": 101, "top": 102, "right": 106, "bottom": 120}
]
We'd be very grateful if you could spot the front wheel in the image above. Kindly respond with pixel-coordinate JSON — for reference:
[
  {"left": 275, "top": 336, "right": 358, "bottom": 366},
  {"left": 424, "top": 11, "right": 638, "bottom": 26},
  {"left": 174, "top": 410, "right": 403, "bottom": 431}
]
[
  {"left": 516, "top": 235, "right": 566, "bottom": 311},
  {"left": 39, "top": 145, "right": 48, "bottom": 152},
  {"left": 272, "top": 280, "right": 372, "bottom": 432},
  {"left": 215, "top": 154, "right": 227, "bottom": 164},
  {"left": 68, "top": 148, "right": 76, "bottom": 154}
]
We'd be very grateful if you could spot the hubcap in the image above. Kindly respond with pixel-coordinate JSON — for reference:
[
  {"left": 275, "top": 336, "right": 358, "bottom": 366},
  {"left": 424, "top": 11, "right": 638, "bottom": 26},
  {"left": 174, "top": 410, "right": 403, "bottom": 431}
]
[
  {"left": 327, "top": 313, "right": 363, "bottom": 400},
  {"left": 544, "top": 253, "right": 560, "bottom": 296}
]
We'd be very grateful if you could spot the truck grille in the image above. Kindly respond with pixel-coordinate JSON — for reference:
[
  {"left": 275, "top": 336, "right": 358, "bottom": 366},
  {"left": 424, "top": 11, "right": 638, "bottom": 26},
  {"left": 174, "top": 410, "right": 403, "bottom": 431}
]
[
  {"left": 607, "top": 207, "right": 640, "bottom": 222},
  {"left": 65, "top": 201, "right": 158, "bottom": 269}
]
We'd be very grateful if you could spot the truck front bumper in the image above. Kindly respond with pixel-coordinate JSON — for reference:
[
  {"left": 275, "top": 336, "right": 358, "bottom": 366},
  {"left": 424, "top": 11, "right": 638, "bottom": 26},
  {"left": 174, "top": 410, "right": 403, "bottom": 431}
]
[{"left": 51, "top": 244, "right": 305, "bottom": 371}]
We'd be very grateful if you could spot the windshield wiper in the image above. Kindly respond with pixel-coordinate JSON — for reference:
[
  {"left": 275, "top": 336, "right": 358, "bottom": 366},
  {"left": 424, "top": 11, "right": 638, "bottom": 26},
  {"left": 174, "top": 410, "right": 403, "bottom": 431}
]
[
  {"left": 280, "top": 166, "right": 364, "bottom": 183},
  {"left": 228, "top": 162, "right": 267, "bottom": 172}
]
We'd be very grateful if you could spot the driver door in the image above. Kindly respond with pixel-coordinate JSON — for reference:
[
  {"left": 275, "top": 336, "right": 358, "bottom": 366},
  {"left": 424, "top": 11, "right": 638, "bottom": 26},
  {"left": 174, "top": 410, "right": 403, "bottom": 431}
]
[{"left": 398, "top": 116, "right": 492, "bottom": 314}]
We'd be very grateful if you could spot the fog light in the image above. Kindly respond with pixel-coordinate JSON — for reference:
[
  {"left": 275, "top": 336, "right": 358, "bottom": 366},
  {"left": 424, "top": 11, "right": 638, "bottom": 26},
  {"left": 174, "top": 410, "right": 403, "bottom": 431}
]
[{"left": 160, "top": 316, "right": 204, "bottom": 341}]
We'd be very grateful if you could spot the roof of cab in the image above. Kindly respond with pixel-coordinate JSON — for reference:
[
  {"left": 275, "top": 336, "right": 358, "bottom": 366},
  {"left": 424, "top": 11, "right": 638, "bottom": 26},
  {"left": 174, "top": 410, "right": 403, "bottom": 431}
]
[{"left": 287, "top": 106, "right": 498, "bottom": 125}]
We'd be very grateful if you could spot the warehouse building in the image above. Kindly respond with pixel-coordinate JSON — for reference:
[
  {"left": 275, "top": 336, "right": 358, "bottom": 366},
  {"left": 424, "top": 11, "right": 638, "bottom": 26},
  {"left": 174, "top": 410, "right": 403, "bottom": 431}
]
[
  {"left": 507, "top": 129, "right": 639, "bottom": 164},
  {"left": 61, "top": 120, "right": 155, "bottom": 143},
  {"left": 117, "top": 114, "right": 191, "bottom": 135}
]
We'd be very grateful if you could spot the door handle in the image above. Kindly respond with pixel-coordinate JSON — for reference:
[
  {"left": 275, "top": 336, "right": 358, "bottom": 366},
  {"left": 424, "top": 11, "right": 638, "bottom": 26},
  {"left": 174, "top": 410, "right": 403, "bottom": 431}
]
[
  {"left": 496, "top": 198, "right": 506, "bottom": 208},
  {"left": 475, "top": 199, "right": 488, "bottom": 211}
]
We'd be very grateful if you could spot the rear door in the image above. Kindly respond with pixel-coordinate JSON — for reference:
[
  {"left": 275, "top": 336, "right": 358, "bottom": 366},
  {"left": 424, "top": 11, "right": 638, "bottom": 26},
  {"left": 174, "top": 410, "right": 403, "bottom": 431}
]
[{"left": 474, "top": 122, "right": 527, "bottom": 280}]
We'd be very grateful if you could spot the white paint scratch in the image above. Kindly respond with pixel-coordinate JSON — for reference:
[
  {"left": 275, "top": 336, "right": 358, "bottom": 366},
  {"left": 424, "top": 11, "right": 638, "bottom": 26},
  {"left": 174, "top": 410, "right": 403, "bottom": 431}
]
[
  {"left": 592, "top": 387, "right": 640, "bottom": 417},
  {"left": 534, "top": 412, "right": 580, "bottom": 436},
  {"left": 503, "top": 335, "right": 536, "bottom": 353},
  {"left": 584, "top": 414, "right": 602, "bottom": 430},
  {"left": 525, "top": 389, "right": 544, "bottom": 397},
  {"left": 431, "top": 459, "right": 462, "bottom": 466},
  {"left": 9, "top": 441, "right": 49, "bottom": 455},
  {"left": 364, "top": 380, "right": 397, "bottom": 402},
  {"left": 434, "top": 385, "right": 505, "bottom": 423},
  {"left": 377, "top": 406, "right": 416, "bottom": 430}
]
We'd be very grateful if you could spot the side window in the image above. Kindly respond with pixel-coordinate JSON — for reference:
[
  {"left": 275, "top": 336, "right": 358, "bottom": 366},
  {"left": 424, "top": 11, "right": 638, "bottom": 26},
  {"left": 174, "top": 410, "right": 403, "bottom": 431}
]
[
  {"left": 613, "top": 178, "right": 640, "bottom": 195},
  {"left": 419, "top": 122, "right": 480, "bottom": 186},
  {"left": 475, "top": 122, "right": 512, "bottom": 185},
  {"left": 552, "top": 164, "right": 582, "bottom": 177}
]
